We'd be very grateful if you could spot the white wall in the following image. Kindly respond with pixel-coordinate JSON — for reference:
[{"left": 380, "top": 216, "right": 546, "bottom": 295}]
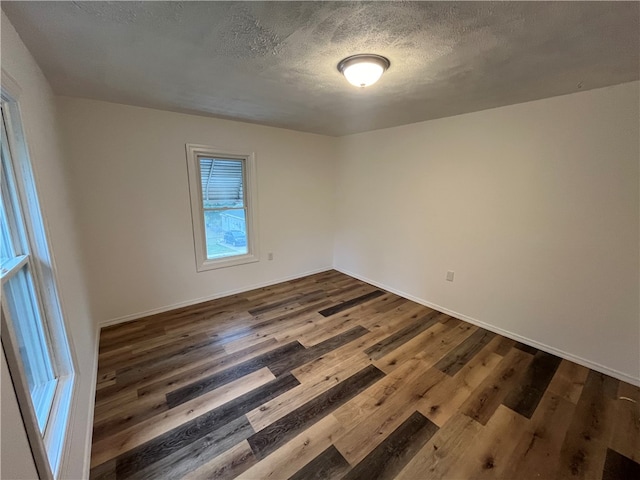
[
  {"left": 1, "top": 11, "right": 97, "bottom": 479},
  {"left": 335, "top": 81, "right": 640, "bottom": 384},
  {"left": 1, "top": 347, "right": 39, "bottom": 480},
  {"left": 57, "top": 98, "right": 337, "bottom": 324}
]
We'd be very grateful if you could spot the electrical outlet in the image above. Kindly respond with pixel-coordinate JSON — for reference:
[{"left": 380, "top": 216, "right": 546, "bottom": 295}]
[
  {"left": 268, "top": 252, "right": 273, "bottom": 261},
  {"left": 446, "top": 271, "right": 455, "bottom": 282}
]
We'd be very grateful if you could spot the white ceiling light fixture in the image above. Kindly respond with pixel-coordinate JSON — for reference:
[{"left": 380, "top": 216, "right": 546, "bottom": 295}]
[{"left": 338, "top": 54, "right": 390, "bottom": 88}]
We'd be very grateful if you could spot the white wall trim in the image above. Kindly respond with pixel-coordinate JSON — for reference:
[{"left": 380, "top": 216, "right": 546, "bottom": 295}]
[
  {"left": 83, "top": 329, "right": 100, "bottom": 479},
  {"left": 334, "top": 266, "right": 640, "bottom": 387},
  {"left": 58, "top": 326, "right": 99, "bottom": 480},
  {"left": 99, "top": 266, "right": 333, "bottom": 329}
]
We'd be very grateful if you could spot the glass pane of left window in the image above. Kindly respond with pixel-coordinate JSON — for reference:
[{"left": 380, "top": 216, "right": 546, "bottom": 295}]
[{"left": 3, "top": 266, "right": 58, "bottom": 431}]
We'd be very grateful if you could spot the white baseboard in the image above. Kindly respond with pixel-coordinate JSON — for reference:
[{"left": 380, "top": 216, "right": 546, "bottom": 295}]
[
  {"left": 334, "top": 266, "right": 640, "bottom": 387},
  {"left": 58, "top": 326, "right": 100, "bottom": 480},
  {"left": 99, "top": 266, "right": 334, "bottom": 329}
]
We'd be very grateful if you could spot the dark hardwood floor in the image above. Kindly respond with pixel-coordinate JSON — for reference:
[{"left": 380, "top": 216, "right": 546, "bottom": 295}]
[{"left": 90, "top": 270, "right": 640, "bottom": 479}]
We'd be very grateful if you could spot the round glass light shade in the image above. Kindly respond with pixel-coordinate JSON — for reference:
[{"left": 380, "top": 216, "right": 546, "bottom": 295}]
[{"left": 338, "top": 54, "right": 390, "bottom": 88}]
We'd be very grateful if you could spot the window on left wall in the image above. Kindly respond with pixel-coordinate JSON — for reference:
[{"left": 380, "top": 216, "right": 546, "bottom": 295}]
[{"left": 1, "top": 92, "right": 75, "bottom": 479}]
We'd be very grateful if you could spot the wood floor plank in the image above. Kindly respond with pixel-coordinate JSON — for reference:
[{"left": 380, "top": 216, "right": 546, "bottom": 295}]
[
  {"left": 444, "top": 405, "right": 529, "bottom": 480},
  {"left": 547, "top": 359, "right": 590, "bottom": 405},
  {"left": 358, "top": 302, "right": 433, "bottom": 334},
  {"left": 499, "top": 391, "right": 577, "bottom": 479},
  {"left": 341, "top": 411, "right": 438, "bottom": 480},
  {"left": 247, "top": 365, "right": 385, "bottom": 460},
  {"left": 238, "top": 414, "right": 345, "bottom": 480},
  {"left": 363, "top": 310, "right": 443, "bottom": 361},
  {"left": 502, "top": 350, "right": 562, "bottom": 418},
  {"left": 288, "top": 445, "right": 350, "bottom": 480},
  {"left": 318, "top": 290, "right": 385, "bottom": 317},
  {"left": 494, "top": 336, "right": 517, "bottom": 356},
  {"left": 125, "top": 416, "right": 253, "bottom": 480},
  {"left": 433, "top": 327, "right": 496, "bottom": 376},
  {"left": 460, "top": 347, "right": 533, "bottom": 425},
  {"left": 88, "top": 459, "right": 115, "bottom": 480},
  {"left": 514, "top": 342, "right": 538, "bottom": 355},
  {"left": 416, "top": 338, "right": 504, "bottom": 427},
  {"left": 609, "top": 382, "right": 640, "bottom": 462},
  {"left": 556, "top": 370, "right": 619, "bottom": 479},
  {"left": 295, "top": 310, "right": 372, "bottom": 347},
  {"left": 223, "top": 309, "right": 323, "bottom": 354},
  {"left": 404, "top": 322, "right": 477, "bottom": 371},
  {"left": 371, "top": 321, "right": 451, "bottom": 374},
  {"left": 92, "top": 392, "right": 168, "bottom": 445},
  {"left": 182, "top": 440, "right": 257, "bottom": 480},
  {"left": 602, "top": 448, "right": 640, "bottom": 480},
  {"left": 394, "top": 413, "right": 483, "bottom": 479}
]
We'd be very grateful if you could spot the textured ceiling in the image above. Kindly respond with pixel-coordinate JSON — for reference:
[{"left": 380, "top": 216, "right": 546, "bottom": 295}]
[{"left": 3, "top": 1, "right": 639, "bottom": 136}]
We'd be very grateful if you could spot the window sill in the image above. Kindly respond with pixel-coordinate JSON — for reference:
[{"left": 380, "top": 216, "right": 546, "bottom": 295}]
[{"left": 196, "top": 253, "right": 259, "bottom": 272}]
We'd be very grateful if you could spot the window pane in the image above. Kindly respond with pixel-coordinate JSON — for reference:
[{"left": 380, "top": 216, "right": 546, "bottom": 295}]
[
  {"left": 3, "top": 266, "right": 57, "bottom": 432},
  {"left": 204, "top": 209, "right": 248, "bottom": 259},
  {"left": 1, "top": 192, "right": 16, "bottom": 264},
  {"left": 1, "top": 144, "right": 24, "bottom": 264},
  {"left": 199, "top": 157, "right": 244, "bottom": 208}
]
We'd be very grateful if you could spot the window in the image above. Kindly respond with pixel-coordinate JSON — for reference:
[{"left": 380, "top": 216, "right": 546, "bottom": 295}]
[
  {"left": 186, "top": 144, "right": 258, "bottom": 271},
  {"left": 1, "top": 91, "right": 74, "bottom": 479}
]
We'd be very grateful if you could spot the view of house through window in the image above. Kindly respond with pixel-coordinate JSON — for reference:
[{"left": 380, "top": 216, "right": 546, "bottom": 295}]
[{"left": 200, "top": 158, "right": 248, "bottom": 259}]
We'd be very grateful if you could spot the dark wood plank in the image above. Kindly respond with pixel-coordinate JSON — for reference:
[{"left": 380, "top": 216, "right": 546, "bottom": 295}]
[
  {"left": 89, "top": 459, "right": 116, "bottom": 480},
  {"left": 602, "top": 449, "right": 640, "bottom": 480},
  {"left": 514, "top": 342, "right": 538, "bottom": 355},
  {"left": 110, "top": 373, "right": 299, "bottom": 477},
  {"left": 318, "top": 290, "right": 385, "bottom": 317},
  {"left": 364, "top": 310, "right": 442, "bottom": 360},
  {"left": 434, "top": 328, "right": 496, "bottom": 376},
  {"left": 288, "top": 445, "right": 350, "bottom": 480},
  {"left": 123, "top": 416, "right": 254, "bottom": 480},
  {"left": 166, "top": 341, "right": 304, "bottom": 408},
  {"left": 342, "top": 411, "right": 439, "bottom": 480},
  {"left": 502, "top": 350, "right": 562, "bottom": 418},
  {"left": 494, "top": 337, "right": 516, "bottom": 356},
  {"left": 247, "top": 365, "right": 386, "bottom": 460}
]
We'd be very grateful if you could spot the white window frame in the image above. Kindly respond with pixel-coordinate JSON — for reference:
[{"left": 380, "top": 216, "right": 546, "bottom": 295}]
[
  {"left": 1, "top": 73, "right": 76, "bottom": 480},
  {"left": 185, "top": 144, "right": 259, "bottom": 271}
]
